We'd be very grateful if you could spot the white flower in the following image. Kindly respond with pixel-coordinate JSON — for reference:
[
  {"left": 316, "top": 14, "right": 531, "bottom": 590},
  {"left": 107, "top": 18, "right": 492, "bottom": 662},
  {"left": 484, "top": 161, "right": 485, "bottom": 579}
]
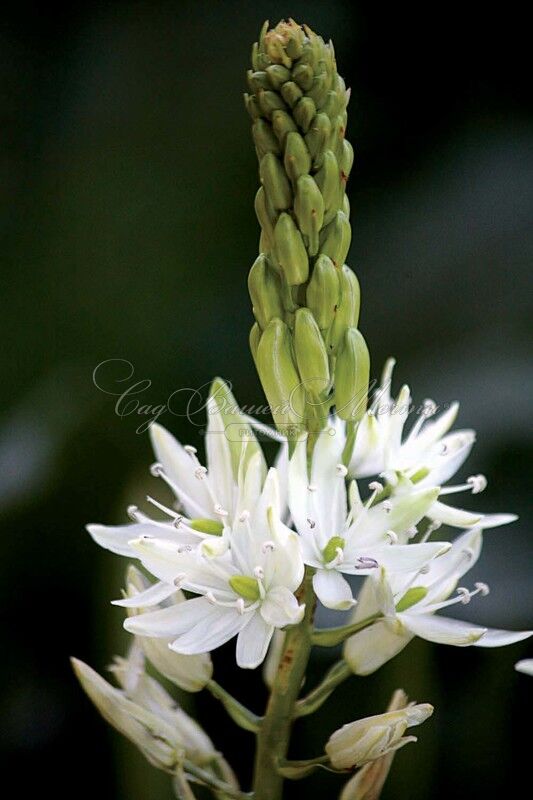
[
  {"left": 87, "top": 379, "right": 288, "bottom": 568},
  {"left": 325, "top": 697, "right": 433, "bottom": 769},
  {"left": 124, "top": 469, "right": 305, "bottom": 669},
  {"left": 344, "top": 359, "right": 516, "bottom": 532},
  {"left": 113, "top": 565, "right": 213, "bottom": 692},
  {"left": 344, "top": 528, "right": 532, "bottom": 674},
  {"left": 515, "top": 659, "right": 533, "bottom": 676},
  {"left": 288, "top": 430, "right": 451, "bottom": 610}
]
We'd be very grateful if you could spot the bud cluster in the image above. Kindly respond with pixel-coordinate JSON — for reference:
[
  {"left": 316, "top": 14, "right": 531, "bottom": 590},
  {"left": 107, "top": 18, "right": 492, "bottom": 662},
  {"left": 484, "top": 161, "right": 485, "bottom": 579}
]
[{"left": 245, "top": 20, "right": 369, "bottom": 436}]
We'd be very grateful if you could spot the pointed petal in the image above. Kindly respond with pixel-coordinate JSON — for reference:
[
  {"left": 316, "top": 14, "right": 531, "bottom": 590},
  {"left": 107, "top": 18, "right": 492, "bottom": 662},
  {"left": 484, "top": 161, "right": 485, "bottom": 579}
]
[
  {"left": 113, "top": 580, "right": 177, "bottom": 608},
  {"left": 149, "top": 423, "right": 212, "bottom": 517},
  {"left": 288, "top": 435, "right": 310, "bottom": 535},
  {"left": 515, "top": 659, "right": 533, "bottom": 676},
  {"left": 236, "top": 613, "right": 274, "bottom": 669},
  {"left": 428, "top": 501, "right": 482, "bottom": 528},
  {"left": 344, "top": 619, "right": 412, "bottom": 675},
  {"left": 260, "top": 586, "right": 305, "bottom": 626},
  {"left": 311, "top": 426, "right": 347, "bottom": 536},
  {"left": 474, "top": 628, "right": 533, "bottom": 648},
  {"left": 402, "top": 612, "right": 486, "bottom": 645},
  {"left": 349, "top": 412, "right": 384, "bottom": 478},
  {"left": 170, "top": 606, "right": 246, "bottom": 655},
  {"left": 205, "top": 396, "right": 235, "bottom": 513},
  {"left": 125, "top": 596, "right": 213, "bottom": 638},
  {"left": 344, "top": 542, "right": 451, "bottom": 575},
  {"left": 87, "top": 522, "right": 168, "bottom": 557},
  {"left": 313, "top": 569, "right": 355, "bottom": 610}
]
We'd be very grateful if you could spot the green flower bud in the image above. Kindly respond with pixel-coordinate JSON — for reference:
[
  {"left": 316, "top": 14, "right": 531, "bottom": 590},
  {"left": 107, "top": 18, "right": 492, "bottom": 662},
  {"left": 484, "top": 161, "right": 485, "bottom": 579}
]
[
  {"left": 294, "top": 307, "right": 330, "bottom": 397},
  {"left": 247, "top": 70, "right": 270, "bottom": 92},
  {"left": 305, "top": 112, "right": 331, "bottom": 167},
  {"left": 329, "top": 113, "right": 347, "bottom": 159},
  {"left": 335, "top": 327, "right": 370, "bottom": 422},
  {"left": 284, "top": 131, "right": 311, "bottom": 184},
  {"left": 294, "top": 174, "right": 325, "bottom": 256},
  {"left": 266, "top": 63, "right": 291, "bottom": 89},
  {"left": 292, "top": 63, "right": 314, "bottom": 90},
  {"left": 321, "top": 89, "right": 342, "bottom": 118},
  {"left": 248, "top": 254, "right": 284, "bottom": 329},
  {"left": 256, "top": 317, "right": 305, "bottom": 436},
  {"left": 306, "top": 254, "right": 340, "bottom": 329},
  {"left": 308, "top": 71, "right": 331, "bottom": 108},
  {"left": 316, "top": 149, "right": 342, "bottom": 225},
  {"left": 254, "top": 186, "right": 277, "bottom": 250},
  {"left": 340, "top": 138, "right": 354, "bottom": 179},
  {"left": 252, "top": 119, "right": 281, "bottom": 158},
  {"left": 329, "top": 265, "right": 361, "bottom": 350},
  {"left": 319, "top": 210, "right": 351, "bottom": 266},
  {"left": 271, "top": 109, "right": 297, "bottom": 145},
  {"left": 274, "top": 212, "right": 309, "bottom": 285},
  {"left": 281, "top": 80, "right": 303, "bottom": 107},
  {"left": 258, "top": 89, "right": 287, "bottom": 119},
  {"left": 244, "top": 92, "right": 261, "bottom": 120},
  {"left": 260, "top": 153, "right": 292, "bottom": 210},
  {"left": 293, "top": 96, "right": 316, "bottom": 132}
]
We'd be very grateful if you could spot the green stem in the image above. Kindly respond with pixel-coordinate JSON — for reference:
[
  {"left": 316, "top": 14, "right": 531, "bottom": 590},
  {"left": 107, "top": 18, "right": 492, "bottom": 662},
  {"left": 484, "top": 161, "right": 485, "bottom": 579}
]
[
  {"left": 183, "top": 761, "right": 251, "bottom": 800},
  {"left": 293, "top": 659, "right": 351, "bottom": 718},
  {"left": 311, "top": 614, "right": 381, "bottom": 647},
  {"left": 252, "top": 569, "right": 316, "bottom": 800},
  {"left": 206, "top": 679, "right": 262, "bottom": 732}
]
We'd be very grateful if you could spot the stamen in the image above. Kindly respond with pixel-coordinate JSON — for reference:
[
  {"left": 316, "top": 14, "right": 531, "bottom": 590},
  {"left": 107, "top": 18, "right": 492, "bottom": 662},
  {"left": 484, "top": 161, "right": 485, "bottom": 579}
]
[
  {"left": 336, "top": 464, "right": 348, "bottom": 477},
  {"left": 368, "top": 481, "right": 383, "bottom": 493},
  {"left": 239, "top": 510, "right": 250, "bottom": 522},
  {"left": 386, "top": 530, "right": 398, "bottom": 544},
  {"left": 307, "top": 518, "right": 316, "bottom": 529},
  {"left": 173, "top": 515, "right": 183, "bottom": 528},
  {"left": 440, "top": 444, "right": 448, "bottom": 455},
  {"left": 214, "top": 504, "right": 229, "bottom": 517},
  {"left": 475, "top": 581, "right": 490, "bottom": 596},
  {"left": 184, "top": 445, "right": 197, "bottom": 455},
  {"left": 262, "top": 540, "right": 276, "bottom": 553},
  {"left": 150, "top": 462, "right": 164, "bottom": 477},
  {"left": 407, "top": 525, "right": 418, "bottom": 539},
  {"left": 253, "top": 566, "right": 264, "bottom": 580},
  {"left": 195, "top": 466, "right": 208, "bottom": 480},
  {"left": 146, "top": 495, "right": 180, "bottom": 521},
  {"left": 173, "top": 572, "right": 187, "bottom": 588},
  {"left": 421, "top": 520, "right": 442, "bottom": 542},
  {"left": 456, "top": 587, "right": 471, "bottom": 604},
  {"left": 382, "top": 500, "right": 392, "bottom": 513}
]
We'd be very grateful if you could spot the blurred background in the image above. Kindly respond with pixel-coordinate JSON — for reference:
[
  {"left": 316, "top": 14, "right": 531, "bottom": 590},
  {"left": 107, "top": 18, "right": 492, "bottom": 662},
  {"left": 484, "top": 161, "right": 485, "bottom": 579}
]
[{"left": 1, "top": 1, "right": 532, "bottom": 797}]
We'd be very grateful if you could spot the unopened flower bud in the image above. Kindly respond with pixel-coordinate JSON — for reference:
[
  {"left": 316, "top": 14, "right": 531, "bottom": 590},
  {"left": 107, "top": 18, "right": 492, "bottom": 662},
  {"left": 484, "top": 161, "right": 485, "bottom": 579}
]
[{"left": 335, "top": 328, "right": 370, "bottom": 422}]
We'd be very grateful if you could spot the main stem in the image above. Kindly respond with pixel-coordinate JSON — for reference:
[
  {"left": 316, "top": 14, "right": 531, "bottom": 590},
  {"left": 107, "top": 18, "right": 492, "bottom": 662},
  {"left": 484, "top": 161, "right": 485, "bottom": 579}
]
[{"left": 252, "top": 570, "right": 315, "bottom": 800}]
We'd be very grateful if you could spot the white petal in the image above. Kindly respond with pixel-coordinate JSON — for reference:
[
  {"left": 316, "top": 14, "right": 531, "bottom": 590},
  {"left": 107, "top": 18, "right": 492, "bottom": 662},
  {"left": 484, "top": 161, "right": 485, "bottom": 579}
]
[
  {"left": 87, "top": 522, "right": 165, "bottom": 557},
  {"left": 349, "top": 413, "right": 384, "bottom": 478},
  {"left": 171, "top": 606, "right": 246, "bottom": 655},
  {"left": 515, "top": 659, "right": 533, "bottom": 676},
  {"left": 428, "top": 501, "right": 482, "bottom": 528},
  {"left": 261, "top": 586, "right": 305, "bottom": 626},
  {"left": 344, "top": 542, "right": 450, "bottom": 575},
  {"left": 125, "top": 596, "right": 212, "bottom": 638},
  {"left": 205, "top": 396, "right": 235, "bottom": 513},
  {"left": 416, "top": 430, "right": 475, "bottom": 486},
  {"left": 288, "top": 435, "right": 310, "bottom": 535},
  {"left": 344, "top": 619, "right": 412, "bottom": 675},
  {"left": 402, "top": 613, "right": 486, "bottom": 645},
  {"left": 235, "top": 613, "right": 274, "bottom": 669},
  {"left": 112, "top": 580, "right": 177, "bottom": 608},
  {"left": 274, "top": 441, "right": 289, "bottom": 520},
  {"left": 474, "top": 628, "right": 533, "bottom": 648},
  {"left": 311, "top": 427, "right": 346, "bottom": 536},
  {"left": 476, "top": 513, "right": 518, "bottom": 529},
  {"left": 149, "top": 423, "right": 212, "bottom": 517},
  {"left": 351, "top": 487, "right": 439, "bottom": 547},
  {"left": 411, "top": 401, "right": 459, "bottom": 449},
  {"left": 313, "top": 569, "right": 355, "bottom": 610}
]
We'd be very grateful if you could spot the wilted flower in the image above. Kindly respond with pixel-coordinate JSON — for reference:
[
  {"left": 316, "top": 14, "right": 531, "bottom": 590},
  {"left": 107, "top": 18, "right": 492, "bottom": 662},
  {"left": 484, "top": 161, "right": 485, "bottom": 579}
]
[{"left": 325, "top": 694, "right": 433, "bottom": 769}]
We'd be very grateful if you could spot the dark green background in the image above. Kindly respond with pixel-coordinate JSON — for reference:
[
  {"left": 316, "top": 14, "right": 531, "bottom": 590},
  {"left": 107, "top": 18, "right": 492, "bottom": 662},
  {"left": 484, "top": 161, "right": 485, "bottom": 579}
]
[{"left": 1, "top": 1, "right": 531, "bottom": 797}]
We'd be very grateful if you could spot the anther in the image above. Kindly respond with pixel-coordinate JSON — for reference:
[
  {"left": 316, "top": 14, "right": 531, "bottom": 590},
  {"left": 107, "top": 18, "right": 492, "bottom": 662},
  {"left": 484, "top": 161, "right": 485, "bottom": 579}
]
[
  {"left": 173, "top": 573, "right": 186, "bottom": 588},
  {"left": 467, "top": 474, "right": 487, "bottom": 494},
  {"left": 457, "top": 587, "right": 471, "bottom": 604},
  {"left": 127, "top": 505, "right": 141, "bottom": 521},
  {"left": 195, "top": 466, "right": 208, "bottom": 480},
  {"left": 440, "top": 444, "right": 448, "bottom": 455},
  {"left": 356, "top": 556, "right": 379, "bottom": 569},
  {"left": 475, "top": 581, "right": 490, "bottom": 596},
  {"left": 184, "top": 445, "right": 197, "bottom": 455},
  {"left": 206, "top": 591, "right": 217, "bottom": 605},
  {"left": 214, "top": 504, "right": 229, "bottom": 517},
  {"left": 177, "top": 544, "right": 193, "bottom": 553},
  {"left": 239, "top": 510, "right": 250, "bottom": 523},
  {"left": 369, "top": 481, "right": 383, "bottom": 493},
  {"left": 307, "top": 518, "right": 316, "bottom": 529},
  {"left": 150, "top": 462, "right": 164, "bottom": 477},
  {"left": 386, "top": 530, "right": 398, "bottom": 544},
  {"left": 308, "top": 484, "right": 317, "bottom": 492},
  {"left": 173, "top": 515, "right": 183, "bottom": 528},
  {"left": 383, "top": 500, "right": 392, "bottom": 513},
  {"left": 422, "top": 399, "right": 437, "bottom": 418},
  {"left": 262, "top": 540, "right": 276, "bottom": 553},
  {"left": 253, "top": 566, "right": 264, "bottom": 580},
  {"left": 336, "top": 464, "right": 348, "bottom": 477},
  {"left": 407, "top": 525, "right": 418, "bottom": 539}
]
